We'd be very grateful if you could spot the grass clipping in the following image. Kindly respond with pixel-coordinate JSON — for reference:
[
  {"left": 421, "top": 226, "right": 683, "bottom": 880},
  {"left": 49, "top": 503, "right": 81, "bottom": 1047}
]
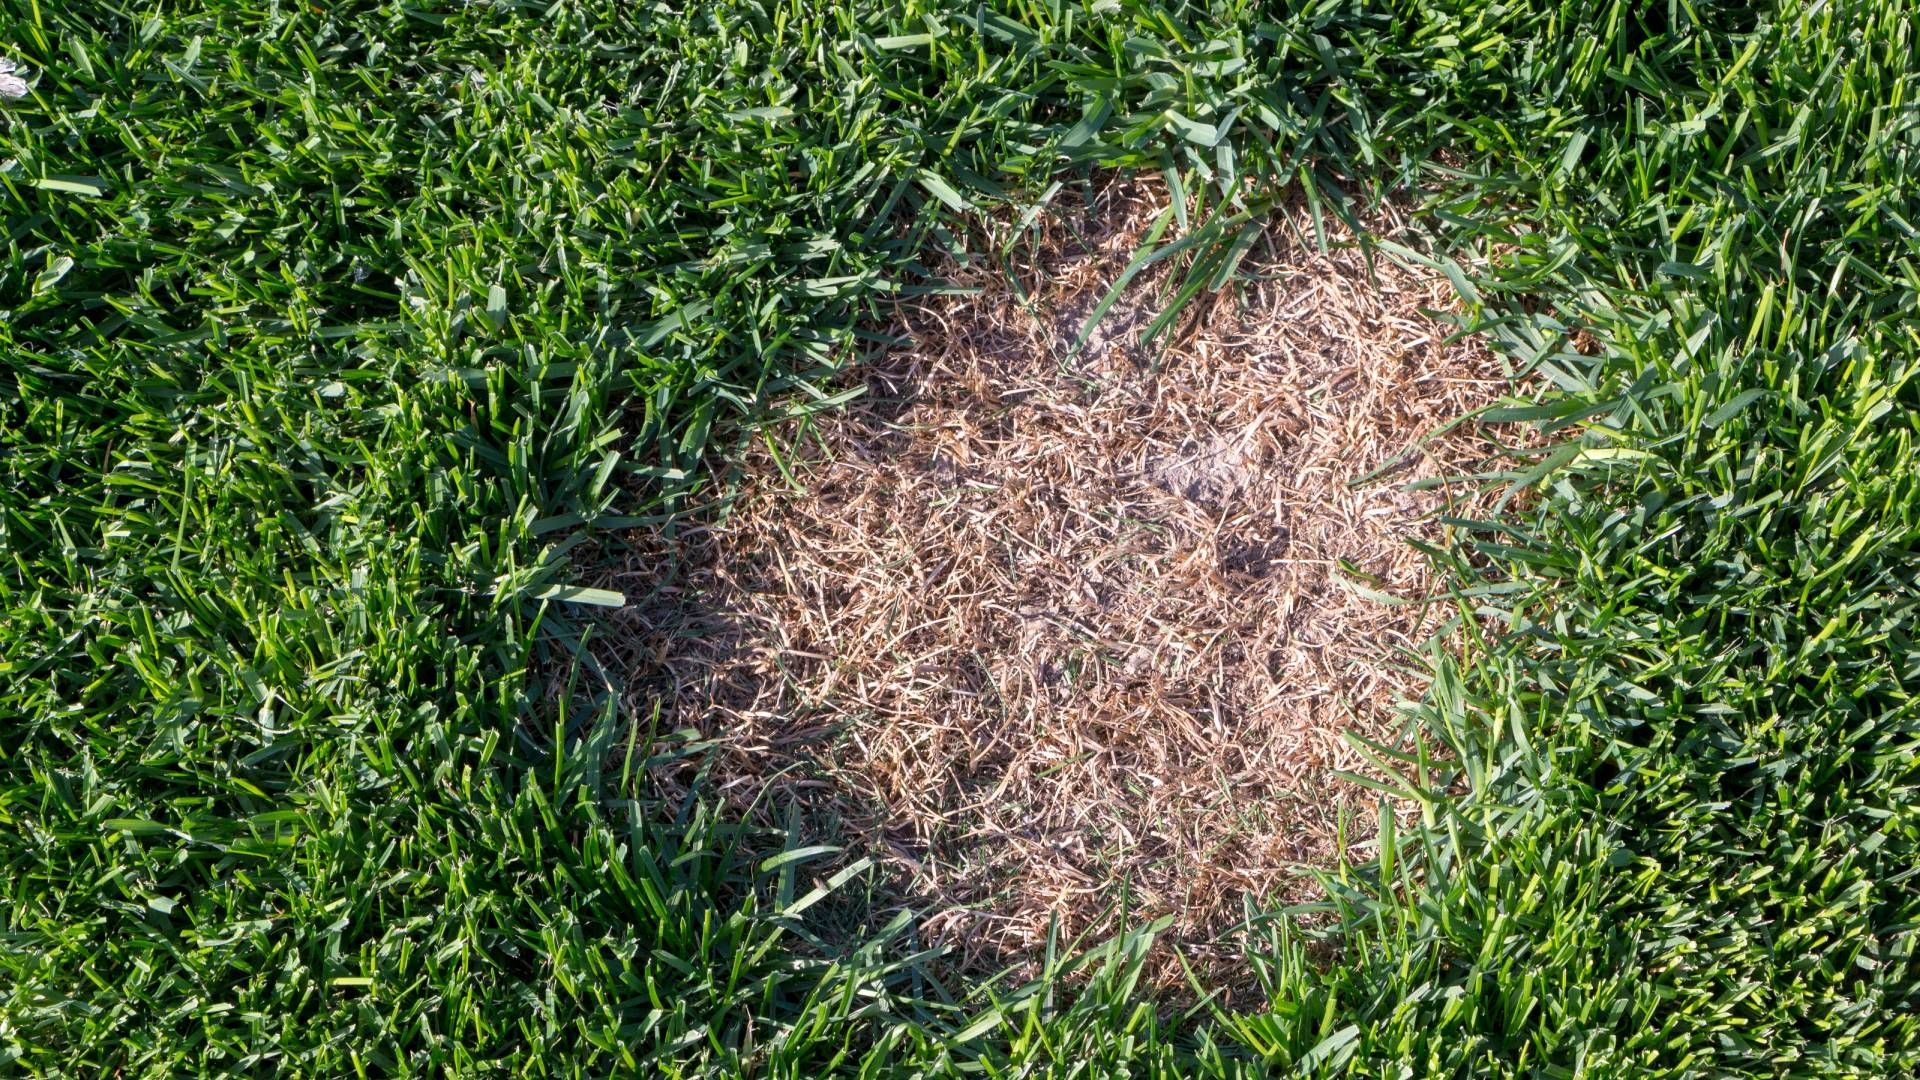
[{"left": 614, "top": 179, "right": 1511, "bottom": 966}]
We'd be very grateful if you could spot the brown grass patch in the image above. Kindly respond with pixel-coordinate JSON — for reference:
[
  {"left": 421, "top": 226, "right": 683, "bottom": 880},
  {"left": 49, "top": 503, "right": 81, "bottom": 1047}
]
[{"left": 606, "top": 177, "right": 1513, "bottom": 973}]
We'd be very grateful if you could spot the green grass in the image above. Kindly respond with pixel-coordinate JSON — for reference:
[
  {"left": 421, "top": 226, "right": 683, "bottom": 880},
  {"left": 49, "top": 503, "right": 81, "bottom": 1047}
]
[{"left": 3, "top": 0, "right": 1917, "bottom": 1075}]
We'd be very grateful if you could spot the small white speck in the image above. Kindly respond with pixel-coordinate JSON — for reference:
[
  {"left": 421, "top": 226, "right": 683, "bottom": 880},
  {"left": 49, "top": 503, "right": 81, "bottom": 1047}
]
[{"left": 0, "top": 57, "right": 30, "bottom": 101}]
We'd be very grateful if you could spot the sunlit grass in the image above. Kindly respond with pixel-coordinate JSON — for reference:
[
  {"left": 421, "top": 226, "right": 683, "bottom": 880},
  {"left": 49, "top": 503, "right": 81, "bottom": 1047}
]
[{"left": 2, "top": 0, "right": 1916, "bottom": 1075}]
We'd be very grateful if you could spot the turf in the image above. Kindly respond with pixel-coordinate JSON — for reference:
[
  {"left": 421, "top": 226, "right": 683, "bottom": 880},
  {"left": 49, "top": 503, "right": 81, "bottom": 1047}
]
[{"left": 2, "top": 0, "right": 1917, "bottom": 1076}]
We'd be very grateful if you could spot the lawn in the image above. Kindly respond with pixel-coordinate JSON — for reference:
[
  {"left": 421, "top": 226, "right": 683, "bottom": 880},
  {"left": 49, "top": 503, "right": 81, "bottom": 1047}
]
[{"left": 2, "top": 0, "right": 1916, "bottom": 1076}]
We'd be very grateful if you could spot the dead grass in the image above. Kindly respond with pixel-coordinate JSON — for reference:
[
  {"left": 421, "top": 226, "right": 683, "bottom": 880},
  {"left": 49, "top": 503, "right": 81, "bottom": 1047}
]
[{"left": 605, "top": 177, "right": 1517, "bottom": 975}]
